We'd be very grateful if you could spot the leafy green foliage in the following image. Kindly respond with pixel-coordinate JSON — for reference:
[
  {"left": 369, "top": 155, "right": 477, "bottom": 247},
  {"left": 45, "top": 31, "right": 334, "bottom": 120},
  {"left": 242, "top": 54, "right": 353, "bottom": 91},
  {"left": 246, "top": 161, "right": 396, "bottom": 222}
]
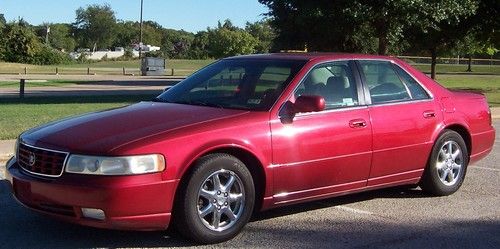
[
  {"left": 0, "top": 22, "right": 71, "bottom": 65},
  {"left": 206, "top": 20, "right": 258, "bottom": 58},
  {"left": 34, "top": 23, "right": 76, "bottom": 52},
  {"left": 73, "top": 4, "right": 117, "bottom": 49},
  {"left": 245, "top": 20, "right": 275, "bottom": 53},
  {"left": 2, "top": 22, "right": 41, "bottom": 63}
]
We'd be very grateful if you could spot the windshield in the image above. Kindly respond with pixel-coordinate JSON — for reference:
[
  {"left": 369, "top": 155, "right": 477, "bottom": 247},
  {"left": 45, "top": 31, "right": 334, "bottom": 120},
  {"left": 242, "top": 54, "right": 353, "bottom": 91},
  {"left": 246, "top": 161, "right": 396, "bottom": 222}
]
[{"left": 155, "top": 58, "right": 307, "bottom": 111}]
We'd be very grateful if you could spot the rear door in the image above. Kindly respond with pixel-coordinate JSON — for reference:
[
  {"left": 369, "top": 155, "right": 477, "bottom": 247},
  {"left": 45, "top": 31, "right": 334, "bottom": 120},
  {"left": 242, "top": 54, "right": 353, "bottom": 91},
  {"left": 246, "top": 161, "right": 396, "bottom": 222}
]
[
  {"left": 271, "top": 60, "right": 373, "bottom": 204},
  {"left": 356, "top": 60, "right": 441, "bottom": 186}
]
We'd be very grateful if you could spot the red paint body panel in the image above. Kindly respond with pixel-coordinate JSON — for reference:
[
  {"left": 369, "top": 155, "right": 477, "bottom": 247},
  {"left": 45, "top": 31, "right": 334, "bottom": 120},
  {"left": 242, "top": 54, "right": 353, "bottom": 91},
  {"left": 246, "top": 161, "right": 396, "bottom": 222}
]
[
  {"left": 6, "top": 53, "right": 495, "bottom": 231},
  {"left": 7, "top": 158, "right": 176, "bottom": 230},
  {"left": 368, "top": 100, "right": 441, "bottom": 180},
  {"left": 271, "top": 107, "right": 372, "bottom": 201}
]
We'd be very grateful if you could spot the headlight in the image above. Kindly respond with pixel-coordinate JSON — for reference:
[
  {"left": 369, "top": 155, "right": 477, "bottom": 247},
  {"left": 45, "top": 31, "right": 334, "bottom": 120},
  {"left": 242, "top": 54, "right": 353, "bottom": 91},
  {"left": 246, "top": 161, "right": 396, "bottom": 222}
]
[{"left": 66, "top": 154, "right": 165, "bottom": 175}]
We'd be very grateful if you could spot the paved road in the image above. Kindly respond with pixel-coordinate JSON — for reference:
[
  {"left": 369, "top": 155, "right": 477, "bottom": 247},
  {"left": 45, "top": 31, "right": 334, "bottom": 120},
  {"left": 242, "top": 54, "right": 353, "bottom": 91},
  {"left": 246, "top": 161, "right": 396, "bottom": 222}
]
[{"left": 0, "top": 123, "right": 498, "bottom": 249}]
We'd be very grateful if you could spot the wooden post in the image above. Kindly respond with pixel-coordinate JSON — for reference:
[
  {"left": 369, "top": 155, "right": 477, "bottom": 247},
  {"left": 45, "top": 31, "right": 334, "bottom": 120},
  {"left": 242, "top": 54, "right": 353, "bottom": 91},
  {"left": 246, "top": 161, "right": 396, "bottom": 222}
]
[
  {"left": 24, "top": 67, "right": 28, "bottom": 75},
  {"left": 55, "top": 67, "right": 59, "bottom": 75},
  {"left": 87, "top": 67, "right": 90, "bottom": 75},
  {"left": 123, "top": 67, "right": 126, "bottom": 75},
  {"left": 19, "top": 79, "right": 25, "bottom": 99},
  {"left": 171, "top": 68, "right": 174, "bottom": 76}
]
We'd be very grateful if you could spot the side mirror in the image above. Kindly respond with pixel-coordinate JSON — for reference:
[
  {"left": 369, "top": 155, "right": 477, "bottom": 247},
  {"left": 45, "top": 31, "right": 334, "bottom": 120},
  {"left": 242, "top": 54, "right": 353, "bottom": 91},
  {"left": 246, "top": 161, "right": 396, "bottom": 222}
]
[
  {"left": 279, "top": 95, "right": 325, "bottom": 124},
  {"left": 293, "top": 95, "right": 326, "bottom": 113}
]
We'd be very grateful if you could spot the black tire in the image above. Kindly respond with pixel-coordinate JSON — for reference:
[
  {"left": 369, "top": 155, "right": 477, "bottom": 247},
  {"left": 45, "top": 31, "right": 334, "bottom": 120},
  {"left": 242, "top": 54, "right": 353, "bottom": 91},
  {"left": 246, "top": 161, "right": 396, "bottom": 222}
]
[
  {"left": 420, "top": 130, "right": 469, "bottom": 196},
  {"left": 174, "top": 153, "right": 255, "bottom": 244}
]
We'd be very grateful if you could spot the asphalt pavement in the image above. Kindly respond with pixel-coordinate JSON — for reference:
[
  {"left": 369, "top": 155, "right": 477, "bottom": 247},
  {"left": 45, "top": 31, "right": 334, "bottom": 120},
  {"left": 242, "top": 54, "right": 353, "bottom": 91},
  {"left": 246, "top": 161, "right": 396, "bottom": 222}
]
[{"left": 0, "top": 122, "right": 498, "bottom": 248}]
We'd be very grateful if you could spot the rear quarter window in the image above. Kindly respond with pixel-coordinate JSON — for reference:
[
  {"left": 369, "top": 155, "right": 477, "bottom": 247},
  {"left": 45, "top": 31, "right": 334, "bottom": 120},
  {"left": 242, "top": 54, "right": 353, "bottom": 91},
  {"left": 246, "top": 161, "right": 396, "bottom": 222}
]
[{"left": 393, "top": 65, "right": 430, "bottom": 100}]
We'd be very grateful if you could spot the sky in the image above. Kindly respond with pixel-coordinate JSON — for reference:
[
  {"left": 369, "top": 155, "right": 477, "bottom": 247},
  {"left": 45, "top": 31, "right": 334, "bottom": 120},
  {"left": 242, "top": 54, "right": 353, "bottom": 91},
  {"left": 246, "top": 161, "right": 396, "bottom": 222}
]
[{"left": 1, "top": 0, "right": 269, "bottom": 32}]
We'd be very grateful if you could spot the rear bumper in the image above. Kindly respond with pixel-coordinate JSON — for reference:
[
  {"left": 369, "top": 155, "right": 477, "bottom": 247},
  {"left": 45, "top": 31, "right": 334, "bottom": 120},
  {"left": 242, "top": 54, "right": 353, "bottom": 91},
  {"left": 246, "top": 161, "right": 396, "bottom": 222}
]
[{"left": 6, "top": 157, "right": 179, "bottom": 231}]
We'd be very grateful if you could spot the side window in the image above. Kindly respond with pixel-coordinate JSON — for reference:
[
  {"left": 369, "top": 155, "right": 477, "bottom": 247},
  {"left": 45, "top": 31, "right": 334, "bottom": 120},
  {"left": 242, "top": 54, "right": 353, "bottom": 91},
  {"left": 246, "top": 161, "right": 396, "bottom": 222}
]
[
  {"left": 294, "top": 61, "right": 358, "bottom": 109},
  {"left": 393, "top": 65, "right": 430, "bottom": 100},
  {"left": 358, "top": 61, "right": 411, "bottom": 104}
]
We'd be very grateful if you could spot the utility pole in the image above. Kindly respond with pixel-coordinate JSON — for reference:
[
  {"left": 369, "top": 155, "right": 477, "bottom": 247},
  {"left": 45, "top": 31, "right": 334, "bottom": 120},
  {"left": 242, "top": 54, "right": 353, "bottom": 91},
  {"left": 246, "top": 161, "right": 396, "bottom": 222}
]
[
  {"left": 139, "top": 0, "right": 144, "bottom": 59},
  {"left": 45, "top": 25, "right": 50, "bottom": 44}
]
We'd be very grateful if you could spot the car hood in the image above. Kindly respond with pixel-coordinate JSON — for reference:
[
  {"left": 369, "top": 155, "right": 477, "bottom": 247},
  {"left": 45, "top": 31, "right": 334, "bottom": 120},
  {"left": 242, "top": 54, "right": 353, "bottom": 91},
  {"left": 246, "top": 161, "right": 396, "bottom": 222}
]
[{"left": 21, "top": 102, "right": 249, "bottom": 154}]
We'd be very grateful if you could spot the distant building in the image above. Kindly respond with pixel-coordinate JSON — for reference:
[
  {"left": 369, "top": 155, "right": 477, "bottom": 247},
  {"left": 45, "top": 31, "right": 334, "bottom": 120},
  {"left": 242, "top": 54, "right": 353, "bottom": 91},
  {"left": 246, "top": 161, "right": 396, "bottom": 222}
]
[{"left": 134, "top": 44, "right": 161, "bottom": 52}]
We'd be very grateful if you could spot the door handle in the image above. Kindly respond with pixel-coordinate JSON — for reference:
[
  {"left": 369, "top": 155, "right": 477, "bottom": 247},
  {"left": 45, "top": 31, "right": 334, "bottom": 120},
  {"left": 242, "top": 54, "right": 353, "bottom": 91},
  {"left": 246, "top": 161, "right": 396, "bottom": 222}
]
[
  {"left": 423, "top": 110, "right": 436, "bottom": 118},
  {"left": 349, "top": 119, "right": 367, "bottom": 128}
]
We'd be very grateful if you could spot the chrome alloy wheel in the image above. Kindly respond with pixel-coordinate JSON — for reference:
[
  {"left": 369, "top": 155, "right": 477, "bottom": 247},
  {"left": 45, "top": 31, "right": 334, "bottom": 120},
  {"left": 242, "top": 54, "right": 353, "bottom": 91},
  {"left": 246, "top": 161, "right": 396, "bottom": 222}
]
[
  {"left": 436, "top": 140, "right": 463, "bottom": 186},
  {"left": 197, "top": 169, "right": 245, "bottom": 232}
]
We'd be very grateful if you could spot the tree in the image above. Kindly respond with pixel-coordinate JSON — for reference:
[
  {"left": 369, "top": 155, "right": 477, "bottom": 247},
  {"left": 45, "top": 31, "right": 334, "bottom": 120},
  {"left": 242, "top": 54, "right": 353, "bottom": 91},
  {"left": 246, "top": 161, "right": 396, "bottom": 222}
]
[
  {"left": 0, "top": 13, "right": 5, "bottom": 27},
  {"left": 206, "top": 20, "right": 258, "bottom": 58},
  {"left": 2, "top": 22, "right": 41, "bottom": 63},
  {"left": 245, "top": 20, "right": 275, "bottom": 53},
  {"left": 73, "top": 4, "right": 117, "bottom": 50},
  {"left": 189, "top": 31, "right": 210, "bottom": 59},
  {"left": 454, "top": 32, "right": 488, "bottom": 72},
  {"left": 43, "top": 24, "right": 76, "bottom": 52},
  {"left": 404, "top": 1, "right": 493, "bottom": 78},
  {"left": 1, "top": 21, "right": 71, "bottom": 64},
  {"left": 161, "top": 28, "right": 194, "bottom": 58},
  {"left": 258, "top": 0, "right": 381, "bottom": 53}
]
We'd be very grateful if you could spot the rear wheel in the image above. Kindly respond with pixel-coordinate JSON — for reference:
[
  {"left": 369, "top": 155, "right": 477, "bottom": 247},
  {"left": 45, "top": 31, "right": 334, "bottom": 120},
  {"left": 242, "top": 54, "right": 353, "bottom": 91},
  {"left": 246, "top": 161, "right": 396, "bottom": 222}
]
[
  {"left": 420, "top": 130, "right": 469, "bottom": 196},
  {"left": 174, "top": 153, "right": 255, "bottom": 244}
]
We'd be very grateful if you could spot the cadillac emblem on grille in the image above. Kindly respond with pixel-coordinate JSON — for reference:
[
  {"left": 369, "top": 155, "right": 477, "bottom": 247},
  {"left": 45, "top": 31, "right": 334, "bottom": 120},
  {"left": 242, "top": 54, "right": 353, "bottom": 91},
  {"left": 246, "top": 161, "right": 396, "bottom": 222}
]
[{"left": 28, "top": 152, "right": 36, "bottom": 166}]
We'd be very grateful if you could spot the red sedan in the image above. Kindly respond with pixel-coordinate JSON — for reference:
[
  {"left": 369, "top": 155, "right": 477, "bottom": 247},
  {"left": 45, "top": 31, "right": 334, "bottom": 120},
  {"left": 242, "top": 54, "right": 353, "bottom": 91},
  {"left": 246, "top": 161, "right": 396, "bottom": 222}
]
[{"left": 6, "top": 53, "right": 495, "bottom": 243}]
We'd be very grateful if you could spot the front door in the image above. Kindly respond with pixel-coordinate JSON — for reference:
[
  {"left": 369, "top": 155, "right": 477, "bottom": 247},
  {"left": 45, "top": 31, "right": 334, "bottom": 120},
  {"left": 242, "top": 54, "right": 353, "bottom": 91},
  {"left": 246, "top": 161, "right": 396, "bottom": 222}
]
[{"left": 271, "top": 60, "right": 373, "bottom": 204}]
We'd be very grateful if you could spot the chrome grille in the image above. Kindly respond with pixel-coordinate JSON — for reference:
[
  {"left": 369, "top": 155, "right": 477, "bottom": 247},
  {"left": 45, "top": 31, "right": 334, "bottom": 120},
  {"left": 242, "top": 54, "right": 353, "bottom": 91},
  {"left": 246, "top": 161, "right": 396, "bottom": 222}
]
[{"left": 18, "top": 143, "right": 68, "bottom": 177}]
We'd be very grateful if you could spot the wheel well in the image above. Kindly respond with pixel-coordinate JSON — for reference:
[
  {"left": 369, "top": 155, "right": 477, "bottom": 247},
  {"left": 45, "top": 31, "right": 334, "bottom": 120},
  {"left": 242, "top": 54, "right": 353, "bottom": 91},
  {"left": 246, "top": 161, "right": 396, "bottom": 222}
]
[
  {"left": 176, "top": 147, "right": 266, "bottom": 214},
  {"left": 445, "top": 124, "right": 472, "bottom": 156}
]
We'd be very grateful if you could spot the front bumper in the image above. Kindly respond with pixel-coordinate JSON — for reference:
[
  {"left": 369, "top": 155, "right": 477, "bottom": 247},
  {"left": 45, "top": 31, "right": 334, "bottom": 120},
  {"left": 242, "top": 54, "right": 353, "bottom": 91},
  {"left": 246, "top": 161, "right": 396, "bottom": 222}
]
[{"left": 5, "top": 157, "right": 179, "bottom": 231}]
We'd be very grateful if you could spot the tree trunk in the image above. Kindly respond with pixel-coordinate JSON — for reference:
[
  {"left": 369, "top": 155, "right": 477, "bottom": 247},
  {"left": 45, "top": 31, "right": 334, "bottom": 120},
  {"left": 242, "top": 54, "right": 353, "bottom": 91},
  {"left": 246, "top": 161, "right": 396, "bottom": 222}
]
[
  {"left": 378, "top": 36, "right": 388, "bottom": 55},
  {"left": 431, "top": 48, "right": 437, "bottom": 80},
  {"left": 467, "top": 55, "right": 472, "bottom": 72}
]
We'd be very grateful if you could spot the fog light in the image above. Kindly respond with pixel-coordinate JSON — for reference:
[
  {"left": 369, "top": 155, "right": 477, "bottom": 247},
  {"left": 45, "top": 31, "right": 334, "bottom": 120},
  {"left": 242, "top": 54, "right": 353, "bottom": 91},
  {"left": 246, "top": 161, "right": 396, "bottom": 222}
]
[{"left": 81, "top": 208, "right": 105, "bottom": 220}]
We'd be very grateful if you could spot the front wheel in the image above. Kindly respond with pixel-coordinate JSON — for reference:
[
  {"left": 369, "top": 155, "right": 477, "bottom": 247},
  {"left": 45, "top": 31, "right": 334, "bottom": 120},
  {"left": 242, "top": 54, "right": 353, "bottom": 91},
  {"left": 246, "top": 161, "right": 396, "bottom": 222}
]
[
  {"left": 174, "top": 153, "right": 255, "bottom": 244},
  {"left": 420, "top": 130, "right": 469, "bottom": 196}
]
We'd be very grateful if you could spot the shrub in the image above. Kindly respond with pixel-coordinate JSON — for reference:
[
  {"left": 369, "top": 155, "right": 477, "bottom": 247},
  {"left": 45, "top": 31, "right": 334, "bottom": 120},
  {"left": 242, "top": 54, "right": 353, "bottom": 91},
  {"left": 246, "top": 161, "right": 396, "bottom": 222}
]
[{"left": 33, "top": 45, "right": 73, "bottom": 65}]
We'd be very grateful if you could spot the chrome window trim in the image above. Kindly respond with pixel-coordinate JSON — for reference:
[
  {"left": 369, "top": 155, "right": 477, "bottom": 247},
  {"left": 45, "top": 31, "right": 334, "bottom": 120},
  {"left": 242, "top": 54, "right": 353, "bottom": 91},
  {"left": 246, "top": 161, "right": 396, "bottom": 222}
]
[
  {"left": 18, "top": 142, "right": 69, "bottom": 178},
  {"left": 294, "top": 105, "right": 369, "bottom": 119},
  {"left": 367, "top": 98, "right": 434, "bottom": 108}
]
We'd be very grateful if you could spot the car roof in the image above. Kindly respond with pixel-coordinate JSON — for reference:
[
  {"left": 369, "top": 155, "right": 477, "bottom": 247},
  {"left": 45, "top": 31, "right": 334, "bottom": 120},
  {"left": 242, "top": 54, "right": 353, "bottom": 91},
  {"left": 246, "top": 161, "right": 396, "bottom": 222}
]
[{"left": 225, "top": 52, "right": 398, "bottom": 62}]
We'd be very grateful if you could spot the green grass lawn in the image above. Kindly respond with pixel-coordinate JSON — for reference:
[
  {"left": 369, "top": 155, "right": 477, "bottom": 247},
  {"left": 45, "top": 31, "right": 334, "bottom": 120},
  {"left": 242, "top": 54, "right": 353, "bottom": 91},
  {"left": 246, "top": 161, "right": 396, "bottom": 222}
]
[
  {"left": 412, "top": 64, "right": 500, "bottom": 75},
  {"left": 0, "top": 95, "right": 155, "bottom": 140},
  {"left": 0, "top": 59, "right": 214, "bottom": 76},
  {"left": 435, "top": 75, "right": 500, "bottom": 106},
  {"left": 0, "top": 80, "right": 87, "bottom": 88}
]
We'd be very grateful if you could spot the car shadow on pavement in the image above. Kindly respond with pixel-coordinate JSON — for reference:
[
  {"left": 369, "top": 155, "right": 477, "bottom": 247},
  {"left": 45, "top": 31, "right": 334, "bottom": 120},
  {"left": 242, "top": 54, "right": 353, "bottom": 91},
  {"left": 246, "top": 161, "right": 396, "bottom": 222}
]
[
  {"left": 252, "top": 186, "right": 428, "bottom": 222},
  {"left": 1, "top": 179, "right": 498, "bottom": 248}
]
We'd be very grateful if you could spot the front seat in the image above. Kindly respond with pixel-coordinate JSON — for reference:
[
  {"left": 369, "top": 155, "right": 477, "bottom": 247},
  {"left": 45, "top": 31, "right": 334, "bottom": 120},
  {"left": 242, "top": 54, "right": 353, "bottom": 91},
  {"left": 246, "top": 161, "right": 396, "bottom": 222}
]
[{"left": 325, "top": 76, "right": 348, "bottom": 104}]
